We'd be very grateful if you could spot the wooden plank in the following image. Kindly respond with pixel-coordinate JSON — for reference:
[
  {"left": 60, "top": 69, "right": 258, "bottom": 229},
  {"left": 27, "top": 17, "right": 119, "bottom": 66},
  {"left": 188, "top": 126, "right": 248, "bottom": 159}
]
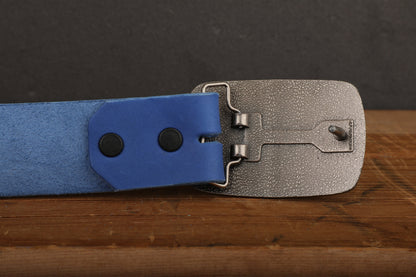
[
  {"left": 365, "top": 110, "right": 416, "bottom": 134},
  {"left": 1, "top": 246, "right": 416, "bottom": 277},
  {"left": 0, "top": 110, "right": 415, "bottom": 275}
]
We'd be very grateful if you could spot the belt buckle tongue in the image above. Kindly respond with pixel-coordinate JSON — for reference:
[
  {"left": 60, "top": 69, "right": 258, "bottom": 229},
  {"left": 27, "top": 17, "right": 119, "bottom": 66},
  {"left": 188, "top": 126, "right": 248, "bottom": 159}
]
[{"left": 194, "top": 80, "right": 366, "bottom": 198}]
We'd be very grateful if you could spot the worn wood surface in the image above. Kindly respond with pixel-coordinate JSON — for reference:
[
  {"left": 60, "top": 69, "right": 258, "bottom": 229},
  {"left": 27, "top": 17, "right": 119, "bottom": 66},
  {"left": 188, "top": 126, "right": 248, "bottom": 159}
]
[{"left": 0, "top": 110, "right": 415, "bottom": 276}]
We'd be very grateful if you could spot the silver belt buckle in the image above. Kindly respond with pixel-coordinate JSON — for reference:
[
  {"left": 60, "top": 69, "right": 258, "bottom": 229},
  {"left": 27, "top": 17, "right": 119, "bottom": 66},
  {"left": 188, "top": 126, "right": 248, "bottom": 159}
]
[{"left": 192, "top": 80, "right": 366, "bottom": 198}]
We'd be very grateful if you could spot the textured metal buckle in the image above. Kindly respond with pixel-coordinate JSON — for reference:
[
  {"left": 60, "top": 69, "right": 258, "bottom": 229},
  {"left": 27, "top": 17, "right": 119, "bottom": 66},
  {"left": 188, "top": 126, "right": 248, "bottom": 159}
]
[{"left": 194, "top": 80, "right": 365, "bottom": 197}]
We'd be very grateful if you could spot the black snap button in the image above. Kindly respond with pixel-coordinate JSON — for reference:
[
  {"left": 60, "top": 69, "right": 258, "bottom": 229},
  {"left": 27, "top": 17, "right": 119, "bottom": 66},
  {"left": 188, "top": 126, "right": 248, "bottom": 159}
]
[
  {"left": 99, "top": 133, "right": 124, "bottom": 157},
  {"left": 158, "top": 128, "right": 183, "bottom": 152}
]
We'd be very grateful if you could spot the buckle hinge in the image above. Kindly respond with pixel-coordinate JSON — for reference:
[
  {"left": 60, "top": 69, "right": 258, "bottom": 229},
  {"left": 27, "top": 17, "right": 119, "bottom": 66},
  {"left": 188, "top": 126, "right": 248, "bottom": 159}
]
[{"left": 201, "top": 82, "right": 248, "bottom": 188}]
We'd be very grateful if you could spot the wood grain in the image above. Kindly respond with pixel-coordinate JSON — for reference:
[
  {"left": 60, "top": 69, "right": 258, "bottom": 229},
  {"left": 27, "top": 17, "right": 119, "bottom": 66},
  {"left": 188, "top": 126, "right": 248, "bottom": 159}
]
[
  {"left": 1, "top": 246, "right": 416, "bottom": 277},
  {"left": 0, "top": 110, "right": 415, "bottom": 276}
]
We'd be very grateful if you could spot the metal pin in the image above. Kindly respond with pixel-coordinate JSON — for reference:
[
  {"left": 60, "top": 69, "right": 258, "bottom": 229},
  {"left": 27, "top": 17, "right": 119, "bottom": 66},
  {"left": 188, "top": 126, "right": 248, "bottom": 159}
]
[{"left": 328, "top": 125, "right": 348, "bottom": 141}]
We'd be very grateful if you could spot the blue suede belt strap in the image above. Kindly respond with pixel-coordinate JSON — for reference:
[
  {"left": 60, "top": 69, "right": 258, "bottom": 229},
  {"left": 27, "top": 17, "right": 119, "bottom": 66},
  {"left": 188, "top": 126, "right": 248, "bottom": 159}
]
[{"left": 0, "top": 93, "right": 224, "bottom": 197}]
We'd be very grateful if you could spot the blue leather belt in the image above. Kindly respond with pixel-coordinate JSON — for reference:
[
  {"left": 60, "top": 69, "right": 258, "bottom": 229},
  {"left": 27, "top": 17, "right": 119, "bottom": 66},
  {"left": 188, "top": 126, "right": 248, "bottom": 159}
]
[
  {"left": 0, "top": 80, "right": 367, "bottom": 198},
  {"left": 0, "top": 93, "right": 224, "bottom": 197}
]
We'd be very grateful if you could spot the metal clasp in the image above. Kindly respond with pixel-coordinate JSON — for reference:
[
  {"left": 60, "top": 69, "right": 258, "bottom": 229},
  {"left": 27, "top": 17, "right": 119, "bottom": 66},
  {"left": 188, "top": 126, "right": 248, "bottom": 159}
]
[{"left": 201, "top": 82, "right": 247, "bottom": 188}]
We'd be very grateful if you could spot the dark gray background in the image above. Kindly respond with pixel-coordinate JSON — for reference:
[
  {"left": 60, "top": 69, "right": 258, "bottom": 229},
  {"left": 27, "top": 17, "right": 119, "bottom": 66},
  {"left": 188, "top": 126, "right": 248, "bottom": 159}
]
[{"left": 0, "top": 0, "right": 415, "bottom": 109}]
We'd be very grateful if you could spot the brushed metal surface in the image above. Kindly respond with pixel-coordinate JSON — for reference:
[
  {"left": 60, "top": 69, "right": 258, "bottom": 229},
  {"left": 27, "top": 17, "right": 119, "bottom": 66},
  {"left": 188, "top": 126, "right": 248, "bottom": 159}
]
[{"left": 192, "top": 80, "right": 366, "bottom": 198}]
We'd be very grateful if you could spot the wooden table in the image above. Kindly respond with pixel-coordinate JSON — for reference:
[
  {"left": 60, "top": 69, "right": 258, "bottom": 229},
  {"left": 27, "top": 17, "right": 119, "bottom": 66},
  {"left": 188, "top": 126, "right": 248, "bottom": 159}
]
[{"left": 0, "top": 111, "right": 415, "bottom": 276}]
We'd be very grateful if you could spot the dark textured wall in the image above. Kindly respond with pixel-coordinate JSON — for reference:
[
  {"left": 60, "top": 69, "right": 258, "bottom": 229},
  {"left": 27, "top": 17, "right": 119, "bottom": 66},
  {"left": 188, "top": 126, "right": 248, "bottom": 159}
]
[{"left": 0, "top": 0, "right": 415, "bottom": 109}]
